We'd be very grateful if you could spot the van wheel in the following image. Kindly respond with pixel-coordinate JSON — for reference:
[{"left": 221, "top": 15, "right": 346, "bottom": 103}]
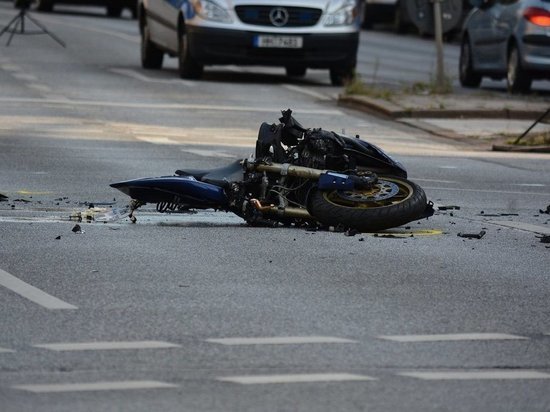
[
  {"left": 35, "top": 0, "right": 53, "bottom": 12},
  {"left": 178, "top": 28, "right": 203, "bottom": 79},
  {"left": 286, "top": 66, "right": 307, "bottom": 77},
  {"left": 141, "top": 20, "right": 163, "bottom": 69},
  {"left": 330, "top": 64, "right": 354, "bottom": 86},
  {"left": 107, "top": 5, "right": 123, "bottom": 17}
]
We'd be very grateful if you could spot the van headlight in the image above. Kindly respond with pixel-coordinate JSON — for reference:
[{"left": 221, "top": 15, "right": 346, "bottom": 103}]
[
  {"left": 191, "top": 0, "right": 232, "bottom": 23},
  {"left": 324, "top": 0, "right": 359, "bottom": 26}
]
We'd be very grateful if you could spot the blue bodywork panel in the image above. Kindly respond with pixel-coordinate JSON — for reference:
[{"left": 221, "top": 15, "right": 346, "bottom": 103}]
[
  {"left": 317, "top": 172, "right": 354, "bottom": 190},
  {"left": 110, "top": 175, "right": 227, "bottom": 208}
]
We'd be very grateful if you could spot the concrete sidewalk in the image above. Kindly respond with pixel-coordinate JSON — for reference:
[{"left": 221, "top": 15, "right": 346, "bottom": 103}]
[{"left": 338, "top": 92, "right": 550, "bottom": 153}]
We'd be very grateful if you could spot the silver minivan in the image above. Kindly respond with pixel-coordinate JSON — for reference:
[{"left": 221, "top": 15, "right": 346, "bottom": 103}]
[
  {"left": 138, "top": 0, "right": 362, "bottom": 85},
  {"left": 459, "top": 0, "right": 550, "bottom": 93}
]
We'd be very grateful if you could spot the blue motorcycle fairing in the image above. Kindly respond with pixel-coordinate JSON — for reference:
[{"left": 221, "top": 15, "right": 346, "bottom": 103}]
[
  {"left": 175, "top": 159, "right": 244, "bottom": 187},
  {"left": 110, "top": 175, "right": 227, "bottom": 208}
]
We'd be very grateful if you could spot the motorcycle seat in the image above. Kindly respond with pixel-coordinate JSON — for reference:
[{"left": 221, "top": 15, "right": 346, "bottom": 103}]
[{"left": 175, "top": 160, "right": 243, "bottom": 187}]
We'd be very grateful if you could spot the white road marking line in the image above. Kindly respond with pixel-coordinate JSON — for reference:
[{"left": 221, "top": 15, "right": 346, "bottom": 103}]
[
  {"left": 512, "top": 183, "right": 545, "bottom": 187},
  {"left": 414, "top": 178, "right": 457, "bottom": 184},
  {"left": 183, "top": 149, "right": 235, "bottom": 158},
  {"left": 12, "top": 73, "right": 38, "bottom": 81},
  {"left": 282, "top": 84, "right": 331, "bottom": 101},
  {"left": 0, "top": 268, "right": 77, "bottom": 310},
  {"left": 135, "top": 136, "right": 179, "bottom": 145},
  {"left": 0, "top": 97, "right": 343, "bottom": 115},
  {"left": 33, "top": 341, "right": 181, "bottom": 351},
  {"left": 206, "top": 336, "right": 357, "bottom": 345},
  {"left": 399, "top": 370, "right": 550, "bottom": 380},
  {"left": 12, "top": 380, "right": 178, "bottom": 393},
  {"left": 438, "top": 166, "right": 458, "bottom": 169},
  {"left": 110, "top": 68, "right": 195, "bottom": 87},
  {"left": 378, "top": 333, "right": 528, "bottom": 342},
  {"left": 0, "top": 346, "right": 15, "bottom": 353},
  {"left": 1, "top": 64, "right": 21, "bottom": 71},
  {"left": 487, "top": 221, "right": 550, "bottom": 236},
  {"left": 218, "top": 373, "right": 376, "bottom": 384},
  {"left": 27, "top": 84, "right": 52, "bottom": 93}
]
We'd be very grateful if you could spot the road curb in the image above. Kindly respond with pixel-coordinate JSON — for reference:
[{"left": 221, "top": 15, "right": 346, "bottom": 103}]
[
  {"left": 338, "top": 95, "right": 549, "bottom": 120},
  {"left": 492, "top": 144, "right": 550, "bottom": 153},
  {"left": 338, "top": 94, "right": 550, "bottom": 153}
]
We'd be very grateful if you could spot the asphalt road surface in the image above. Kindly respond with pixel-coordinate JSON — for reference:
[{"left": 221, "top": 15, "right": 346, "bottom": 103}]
[{"left": 1, "top": 4, "right": 549, "bottom": 412}]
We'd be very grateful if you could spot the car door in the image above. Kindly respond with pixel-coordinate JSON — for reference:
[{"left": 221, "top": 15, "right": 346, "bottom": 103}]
[
  {"left": 467, "top": 0, "right": 502, "bottom": 69},
  {"left": 493, "top": 0, "right": 521, "bottom": 70},
  {"left": 146, "top": 0, "right": 182, "bottom": 52}
]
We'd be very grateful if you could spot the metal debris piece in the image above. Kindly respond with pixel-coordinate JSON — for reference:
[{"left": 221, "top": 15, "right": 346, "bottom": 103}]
[
  {"left": 457, "top": 230, "right": 486, "bottom": 239},
  {"left": 438, "top": 205, "right": 460, "bottom": 211},
  {"left": 55, "top": 235, "right": 61, "bottom": 240},
  {"left": 71, "top": 224, "right": 82, "bottom": 233},
  {"left": 540, "top": 205, "right": 550, "bottom": 215},
  {"left": 538, "top": 235, "right": 550, "bottom": 244},
  {"left": 478, "top": 213, "right": 519, "bottom": 217},
  {"left": 0, "top": 193, "right": 8, "bottom": 201}
]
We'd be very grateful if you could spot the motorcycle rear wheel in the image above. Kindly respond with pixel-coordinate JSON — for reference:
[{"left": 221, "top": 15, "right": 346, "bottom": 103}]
[{"left": 308, "top": 176, "right": 428, "bottom": 232}]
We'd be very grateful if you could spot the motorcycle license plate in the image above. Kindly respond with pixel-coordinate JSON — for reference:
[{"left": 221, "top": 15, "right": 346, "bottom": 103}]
[{"left": 253, "top": 35, "right": 303, "bottom": 49}]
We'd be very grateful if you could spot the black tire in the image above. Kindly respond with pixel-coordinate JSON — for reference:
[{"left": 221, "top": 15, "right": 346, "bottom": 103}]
[
  {"left": 329, "top": 64, "right": 354, "bottom": 86},
  {"left": 178, "top": 25, "right": 203, "bottom": 79},
  {"left": 459, "top": 36, "right": 482, "bottom": 88},
  {"left": 308, "top": 176, "right": 428, "bottom": 232},
  {"left": 286, "top": 66, "right": 307, "bottom": 77},
  {"left": 107, "top": 5, "right": 123, "bottom": 17},
  {"left": 35, "top": 0, "right": 53, "bottom": 12},
  {"left": 507, "top": 45, "right": 531, "bottom": 94},
  {"left": 393, "top": 1, "right": 408, "bottom": 34},
  {"left": 141, "top": 19, "right": 163, "bottom": 69}
]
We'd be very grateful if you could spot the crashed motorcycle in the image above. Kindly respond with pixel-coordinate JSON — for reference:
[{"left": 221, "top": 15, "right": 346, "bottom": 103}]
[{"left": 110, "top": 110, "right": 432, "bottom": 232}]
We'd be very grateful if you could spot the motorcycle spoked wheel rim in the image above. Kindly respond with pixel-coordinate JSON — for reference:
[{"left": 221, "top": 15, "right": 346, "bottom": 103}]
[{"left": 323, "top": 178, "right": 414, "bottom": 209}]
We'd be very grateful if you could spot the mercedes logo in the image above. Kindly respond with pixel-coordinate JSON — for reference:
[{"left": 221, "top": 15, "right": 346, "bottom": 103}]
[{"left": 269, "top": 7, "right": 290, "bottom": 27}]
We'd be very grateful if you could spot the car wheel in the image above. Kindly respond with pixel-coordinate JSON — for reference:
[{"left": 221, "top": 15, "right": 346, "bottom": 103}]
[
  {"left": 330, "top": 65, "right": 354, "bottom": 87},
  {"left": 393, "top": 1, "right": 408, "bottom": 34},
  {"left": 178, "top": 27, "right": 203, "bottom": 79},
  {"left": 35, "top": 0, "right": 53, "bottom": 12},
  {"left": 507, "top": 45, "right": 531, "bottom": 94},
  {"left": 459, "top": 36, "right": 482, "bottom": 88},
  {"left": 286, "top": 66, "right": 307, "bottom": 78},
  {"left": 107, "top": 5, "right": 123, "bottom": 17},
  {"left": 141, "top": 19, "right": 163, "bottom": 69}
]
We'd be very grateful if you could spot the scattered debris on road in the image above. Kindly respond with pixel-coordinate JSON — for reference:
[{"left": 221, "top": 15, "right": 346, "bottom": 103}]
[
  {"left": 0, "top": 193, "right": 8, "bottom": 201},
  {"left": 458, "top": 230, "right": 486, "bottom": 239},
  {"left": 437, "top": 205, "right": 460, "bottom": 211},
  {"left": 540, "top": 205, "right": 550, "bottom": 215},
  {"left": 538, "top": 235, "right": 550, "bottom": 244},
  {"left": 72, "top": 224, "right": 83, "bottom": 234}
]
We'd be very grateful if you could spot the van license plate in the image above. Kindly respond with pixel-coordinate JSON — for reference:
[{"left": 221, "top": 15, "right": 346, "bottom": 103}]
[{"left": 254, "top": 35, "right": 303, "bottom": 49}]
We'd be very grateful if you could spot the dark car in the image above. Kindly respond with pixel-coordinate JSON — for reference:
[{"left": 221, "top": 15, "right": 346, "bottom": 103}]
[
  {"left": 31, "top": 0, "right": 137, "bottom": 17},
  {"left": 459, "top": 0, "right": 550, "bottom": 93}
]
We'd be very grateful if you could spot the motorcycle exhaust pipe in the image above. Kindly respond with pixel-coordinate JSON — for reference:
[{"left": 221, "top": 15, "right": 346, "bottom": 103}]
[
  {"left": 250, "top": 199, "right": 312, "bottom": 219},
  {"left": 249, "top": 162, "right": 325, "bottom": 179}
]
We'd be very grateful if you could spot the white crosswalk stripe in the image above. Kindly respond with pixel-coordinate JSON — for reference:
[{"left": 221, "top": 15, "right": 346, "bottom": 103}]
[
  {"left": 33, "top": 341, "right": 181, "bottom": 351},
  {"left": 206, "top": 336, "right": 357, "bottom": 345},
  {"left": 13, "top": 381, "right": 178, "bottom": 393},
  {"left": 378, "top": 333, "right": 528, "bottom": 342},
  {"left": 218, "top": 373, "right": 376, "bottom": 384},
  {"left": 399, "top": 370, "right": 550, "bottom": 380}
]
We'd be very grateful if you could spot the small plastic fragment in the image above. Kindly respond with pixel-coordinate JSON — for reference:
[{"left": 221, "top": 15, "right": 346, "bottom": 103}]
[{"left": 457, "top": 230, "right": 486, "bottom": 239}]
